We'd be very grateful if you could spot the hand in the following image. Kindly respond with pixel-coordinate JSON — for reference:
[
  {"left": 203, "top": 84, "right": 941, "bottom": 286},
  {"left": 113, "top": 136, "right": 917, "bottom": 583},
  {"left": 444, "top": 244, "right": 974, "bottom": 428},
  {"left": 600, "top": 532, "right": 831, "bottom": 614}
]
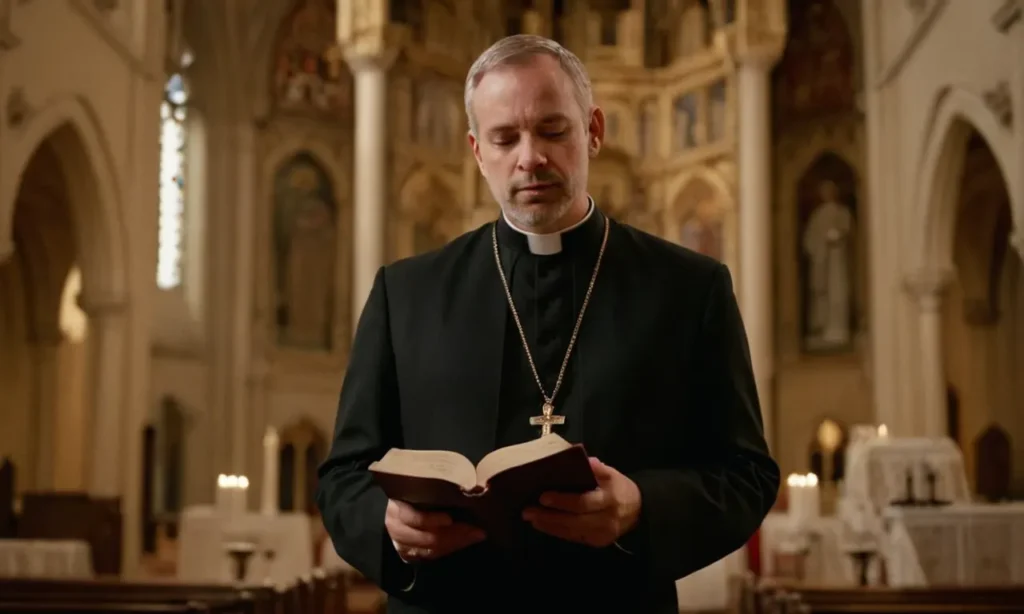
[
  {"left": 522, "top": 457, "right": 642, "bottom": 548},
  {"left": 385, "top": 499, "right": 486, "bottom": 562}
]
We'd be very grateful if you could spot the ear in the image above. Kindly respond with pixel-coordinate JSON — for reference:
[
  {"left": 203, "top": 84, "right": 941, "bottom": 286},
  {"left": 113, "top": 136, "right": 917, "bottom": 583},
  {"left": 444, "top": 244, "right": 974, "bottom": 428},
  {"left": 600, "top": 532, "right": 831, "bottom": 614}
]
[
  {"left": 587, "top": 106, "right": 605, "bottom": 158},
  {"left": 468, "top": 131, "right": 484, "bottom": 171}
]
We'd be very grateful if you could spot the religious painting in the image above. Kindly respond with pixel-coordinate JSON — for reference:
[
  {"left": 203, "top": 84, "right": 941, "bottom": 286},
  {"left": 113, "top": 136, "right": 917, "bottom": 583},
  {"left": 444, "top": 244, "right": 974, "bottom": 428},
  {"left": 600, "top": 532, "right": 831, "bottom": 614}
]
[
  {"left": 707, "top": 79, "right": 727, "bottom": 142},
  {"left": 772, "top": 0, "right": 855, "bottom": 126},
  {"left": 673, "top": 92, "right": 698, "bottom": 151},
  {"left": 412, "top": 79, "right": 453, "bottom": 152},
  {"left": 272, "top": 152, "right": 338, "bottom": 351},
  {"left": 796, "top": 152, "right": 858, "bottom": 353},
  {"left": 272, "top": 0, "right": 350, "bottom": 116},
  {"left": 637, "top": 98, "right": 658, "bottom": 157},
  {"left": 673, "top": 177, "right": 724, "bottom": 261}
]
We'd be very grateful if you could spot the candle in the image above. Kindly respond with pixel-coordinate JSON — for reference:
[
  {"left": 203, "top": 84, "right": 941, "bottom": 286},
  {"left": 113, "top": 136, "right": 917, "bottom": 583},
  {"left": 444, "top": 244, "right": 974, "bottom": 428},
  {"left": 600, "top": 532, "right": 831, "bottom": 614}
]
[
  {"left": 234, "top": 475, "right": 249, "bottom": 517},
  {"left": 786, "top": 472, "right": 820, "bottom": 526},
  {"left": 877, "top": 424, "right": 888, "bottom": 438},
  {"left": 261, "top": 427, "right": 280, "bottom": 516},
  {"left": 215, "top": 473, "right": 229, "bottom": 514}
]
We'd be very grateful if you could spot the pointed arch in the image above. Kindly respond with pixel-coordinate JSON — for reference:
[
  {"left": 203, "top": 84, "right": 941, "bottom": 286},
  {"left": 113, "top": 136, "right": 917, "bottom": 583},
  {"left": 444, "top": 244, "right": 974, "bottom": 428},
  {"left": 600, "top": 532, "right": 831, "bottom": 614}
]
[
  {"left": 1, "top": 95, "right": 127, "bottom": 308},
  {"left": 915, "top": 86, "right": 1019, "bottom": 271}
]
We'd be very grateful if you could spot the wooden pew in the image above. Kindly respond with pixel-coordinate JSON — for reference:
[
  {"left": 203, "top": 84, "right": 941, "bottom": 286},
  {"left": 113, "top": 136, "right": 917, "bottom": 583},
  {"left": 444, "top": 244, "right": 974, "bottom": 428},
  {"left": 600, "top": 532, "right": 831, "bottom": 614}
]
[{"left": 789, "top": 585, "right": 1024, "bottom": 613}]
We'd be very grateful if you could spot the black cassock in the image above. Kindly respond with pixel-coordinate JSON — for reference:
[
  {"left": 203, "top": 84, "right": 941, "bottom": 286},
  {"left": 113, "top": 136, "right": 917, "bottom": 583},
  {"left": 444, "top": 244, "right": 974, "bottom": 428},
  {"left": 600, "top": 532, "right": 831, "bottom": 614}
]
[{"left": 316, "top": 206, "right": 779, "bottom": 614}]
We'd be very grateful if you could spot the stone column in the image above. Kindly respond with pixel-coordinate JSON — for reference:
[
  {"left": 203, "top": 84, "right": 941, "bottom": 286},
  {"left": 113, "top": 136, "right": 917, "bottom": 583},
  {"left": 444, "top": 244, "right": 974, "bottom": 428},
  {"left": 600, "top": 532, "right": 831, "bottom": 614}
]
[
  {"left": 78, "top": 295, "right": 128, "bottom": 497},
  {"left": 230, "top": 123, "right": 256, "bottom": 475},
  {"left": 340, "top": 1, "right": 396, "bottom": 330},
  {"left": 736, "top": 51, "right": 779, "bottom": 448},
  {"left": 347, "top": 57, "right": 391, "bottom": 328},
  {"left": 903, "top": 268, "right": 952, "bottom": 437}
]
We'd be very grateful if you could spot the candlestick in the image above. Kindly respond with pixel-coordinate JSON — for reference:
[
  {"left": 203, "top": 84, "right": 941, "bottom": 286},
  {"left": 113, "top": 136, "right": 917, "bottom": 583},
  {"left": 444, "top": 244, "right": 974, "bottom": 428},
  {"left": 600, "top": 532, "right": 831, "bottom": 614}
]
[{"left": 261, "top": 427, "right": 280, "bottom": 516}]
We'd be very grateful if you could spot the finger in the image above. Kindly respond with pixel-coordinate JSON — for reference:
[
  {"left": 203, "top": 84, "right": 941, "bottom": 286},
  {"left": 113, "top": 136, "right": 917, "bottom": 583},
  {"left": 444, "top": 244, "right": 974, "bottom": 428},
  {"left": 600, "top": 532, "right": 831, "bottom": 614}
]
[
  {"left": 589, "top": 457, "right": 616, "bottom": 481},
  {"left": 538, "top": 488, "right": 610, "bottom": 513},
  {"left": 387, "top": 521, "right": 442, "bottom": 549},
  {"left": 390, "top": 500, "right": 453, "bottom": 529},
  {"left": 526, "top": 510, "right": 616, "bottom": 548},
  {"left": 393, "top": 523, "right": 485, "bottom": 559},
  {"left": 431, "top": 523, "right": 487, "bottom": 557}
]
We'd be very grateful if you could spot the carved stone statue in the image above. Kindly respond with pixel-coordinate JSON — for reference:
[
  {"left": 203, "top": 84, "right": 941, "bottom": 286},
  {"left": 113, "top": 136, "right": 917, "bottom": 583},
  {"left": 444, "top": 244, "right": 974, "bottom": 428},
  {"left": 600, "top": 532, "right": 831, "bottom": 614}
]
[{"left": 803, "top": 180, "right": 854, "bottom": 349}]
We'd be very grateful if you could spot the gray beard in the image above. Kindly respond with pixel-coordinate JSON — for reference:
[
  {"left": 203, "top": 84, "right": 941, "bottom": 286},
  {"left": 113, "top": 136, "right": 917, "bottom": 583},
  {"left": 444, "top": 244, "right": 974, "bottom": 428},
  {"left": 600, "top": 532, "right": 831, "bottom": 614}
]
[{"left": 502, "top": 198, "right": 573, "bottom": 232}]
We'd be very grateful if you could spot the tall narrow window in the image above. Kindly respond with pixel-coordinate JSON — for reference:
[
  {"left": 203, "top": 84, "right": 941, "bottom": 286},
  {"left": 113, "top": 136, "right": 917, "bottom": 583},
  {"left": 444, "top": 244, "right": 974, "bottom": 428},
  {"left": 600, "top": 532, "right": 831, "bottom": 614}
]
[{"left": 157, "top": 51, "right": 192, "bottom": 290}]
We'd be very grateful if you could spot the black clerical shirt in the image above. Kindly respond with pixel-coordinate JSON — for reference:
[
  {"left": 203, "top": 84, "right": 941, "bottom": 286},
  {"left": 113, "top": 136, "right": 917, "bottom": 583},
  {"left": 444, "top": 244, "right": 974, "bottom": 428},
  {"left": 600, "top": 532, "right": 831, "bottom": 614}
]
[{"left": 494, "top": 205, "right": 605, "bottom": 447}]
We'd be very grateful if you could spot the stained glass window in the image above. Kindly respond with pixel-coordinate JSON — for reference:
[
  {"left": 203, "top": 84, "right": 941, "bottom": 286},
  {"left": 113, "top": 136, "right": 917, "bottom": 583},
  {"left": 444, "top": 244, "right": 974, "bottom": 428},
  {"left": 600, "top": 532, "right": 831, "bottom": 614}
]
[{"left": 157, "top": 55, "right": 191, "bottom": 290}]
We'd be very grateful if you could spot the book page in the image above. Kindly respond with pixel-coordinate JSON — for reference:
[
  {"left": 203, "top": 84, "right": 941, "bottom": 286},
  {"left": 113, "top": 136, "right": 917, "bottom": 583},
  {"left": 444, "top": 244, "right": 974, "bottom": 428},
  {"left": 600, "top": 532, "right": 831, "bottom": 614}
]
[
  {"left": 370, "top": 449, "right": 478, "bottom": 491},
  {"left": 476, "top": 434, "right": 573, "bottom": 485}
]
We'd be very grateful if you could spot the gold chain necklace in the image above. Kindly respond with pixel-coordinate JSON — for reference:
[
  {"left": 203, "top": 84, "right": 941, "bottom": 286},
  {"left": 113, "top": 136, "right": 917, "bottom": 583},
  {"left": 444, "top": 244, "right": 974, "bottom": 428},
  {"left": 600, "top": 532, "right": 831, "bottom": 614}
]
[{"left": 491, "top": 216, "right": 610, "bottom": 437}]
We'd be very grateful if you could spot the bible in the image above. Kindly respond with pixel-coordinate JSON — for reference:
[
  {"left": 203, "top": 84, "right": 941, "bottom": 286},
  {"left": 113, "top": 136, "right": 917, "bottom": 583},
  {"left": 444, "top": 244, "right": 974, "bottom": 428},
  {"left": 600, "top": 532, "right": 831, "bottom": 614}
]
[{"left": 369, "top": 434, "right": 597, "bottom": 548}]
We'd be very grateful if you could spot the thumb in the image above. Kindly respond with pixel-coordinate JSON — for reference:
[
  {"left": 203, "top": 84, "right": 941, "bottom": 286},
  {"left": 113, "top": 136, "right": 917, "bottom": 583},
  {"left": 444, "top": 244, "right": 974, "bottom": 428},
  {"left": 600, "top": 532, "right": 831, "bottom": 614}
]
[{"left": 589, "top": 456, "right": 615, "bottom": 481}]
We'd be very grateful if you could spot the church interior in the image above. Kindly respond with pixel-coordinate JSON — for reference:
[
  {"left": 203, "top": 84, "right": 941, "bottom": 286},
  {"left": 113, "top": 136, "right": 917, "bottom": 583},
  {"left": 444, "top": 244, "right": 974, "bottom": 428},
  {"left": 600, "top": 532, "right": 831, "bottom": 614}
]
[{"left": 0, "top": 0, "right": 1022, "bottom": 612}]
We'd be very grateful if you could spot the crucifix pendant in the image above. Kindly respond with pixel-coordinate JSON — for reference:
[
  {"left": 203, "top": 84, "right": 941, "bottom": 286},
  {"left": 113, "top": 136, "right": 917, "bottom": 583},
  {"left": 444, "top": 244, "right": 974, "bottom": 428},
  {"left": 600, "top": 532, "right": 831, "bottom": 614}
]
[{"left": 529, "top": 402, "right": 565, "bottom": 437}]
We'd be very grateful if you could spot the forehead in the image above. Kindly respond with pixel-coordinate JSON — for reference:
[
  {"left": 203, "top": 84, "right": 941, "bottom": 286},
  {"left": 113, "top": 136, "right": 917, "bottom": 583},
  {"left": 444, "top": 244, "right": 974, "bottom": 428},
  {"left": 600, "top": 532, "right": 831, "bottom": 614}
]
[{"left": 471, "top": 54, "right": 579, "bottom": 129}]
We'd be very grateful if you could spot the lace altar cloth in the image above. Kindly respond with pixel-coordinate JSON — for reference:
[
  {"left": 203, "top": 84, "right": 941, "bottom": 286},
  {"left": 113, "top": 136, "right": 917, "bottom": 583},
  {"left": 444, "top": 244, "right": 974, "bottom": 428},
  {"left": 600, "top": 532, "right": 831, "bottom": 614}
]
[
  {"left": 884, "top": 502, "right": 1024, "bottom": 587},
  {"left": 0, "top": 539, "right": 93, "bottom": 579},
  {"left": 844, "top": 437, "right": 970, "bottom": 513}
]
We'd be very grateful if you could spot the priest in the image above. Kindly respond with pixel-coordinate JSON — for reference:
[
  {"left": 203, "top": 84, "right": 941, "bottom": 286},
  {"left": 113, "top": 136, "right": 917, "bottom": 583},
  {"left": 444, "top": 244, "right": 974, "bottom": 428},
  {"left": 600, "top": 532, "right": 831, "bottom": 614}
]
[{"left": 317, "top": 34, "right": 779, "bottom": 614}]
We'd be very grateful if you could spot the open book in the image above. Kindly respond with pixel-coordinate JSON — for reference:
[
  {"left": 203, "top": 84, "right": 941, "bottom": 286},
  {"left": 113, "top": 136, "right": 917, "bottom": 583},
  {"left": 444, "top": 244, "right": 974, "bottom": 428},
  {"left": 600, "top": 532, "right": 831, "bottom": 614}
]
[{"left": 369, "top": 434, "right": 597, "bottom": 547}]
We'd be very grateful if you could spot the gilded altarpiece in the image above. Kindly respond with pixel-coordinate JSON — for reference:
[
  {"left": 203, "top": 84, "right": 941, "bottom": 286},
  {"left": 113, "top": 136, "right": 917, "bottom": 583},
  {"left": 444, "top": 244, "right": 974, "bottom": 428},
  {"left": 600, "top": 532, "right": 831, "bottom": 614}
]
[{"left": 770, "top": 0, "right": 872, "bottom": 480}]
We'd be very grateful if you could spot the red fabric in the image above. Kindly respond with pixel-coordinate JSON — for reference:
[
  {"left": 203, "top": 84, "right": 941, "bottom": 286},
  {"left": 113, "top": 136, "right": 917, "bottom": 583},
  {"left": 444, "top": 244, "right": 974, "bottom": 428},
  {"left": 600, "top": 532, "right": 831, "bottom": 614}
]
[{"left": 746, "top": 528, "right": 762, "bottom": 576}]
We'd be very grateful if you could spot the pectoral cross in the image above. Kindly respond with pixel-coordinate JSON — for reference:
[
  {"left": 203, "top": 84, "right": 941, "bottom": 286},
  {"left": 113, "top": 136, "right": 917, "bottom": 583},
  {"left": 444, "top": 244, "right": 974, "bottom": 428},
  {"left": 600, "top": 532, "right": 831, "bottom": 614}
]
[{"left": 530, "top": 402, "right": 565, "bottom": 437}]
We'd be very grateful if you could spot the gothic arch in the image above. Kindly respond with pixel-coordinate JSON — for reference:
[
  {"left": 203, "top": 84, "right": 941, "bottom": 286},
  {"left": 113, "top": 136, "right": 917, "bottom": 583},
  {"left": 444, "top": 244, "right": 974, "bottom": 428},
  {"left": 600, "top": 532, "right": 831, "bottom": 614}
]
[
  {"left": 260, "top": 143, "right": 351, "bottom": 353},
  {"left": 0, "top": 95, "right": 127, "bottom": 307},
  {"left": 915, "top": 86, "right": 1019, "bottom": 271},
  {"left": 664, "top": 167, "right": 736, "bottom": 270},
  {"left": 394, "top": 167, "right": 463, "bottom": 258}
]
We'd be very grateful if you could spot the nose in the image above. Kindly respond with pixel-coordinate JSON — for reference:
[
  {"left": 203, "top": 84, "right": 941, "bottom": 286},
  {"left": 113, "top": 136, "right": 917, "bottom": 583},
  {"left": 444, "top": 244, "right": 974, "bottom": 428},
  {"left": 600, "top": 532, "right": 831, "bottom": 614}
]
[{"left": 515, "top": 135, "right": 548, "bottom": 173}]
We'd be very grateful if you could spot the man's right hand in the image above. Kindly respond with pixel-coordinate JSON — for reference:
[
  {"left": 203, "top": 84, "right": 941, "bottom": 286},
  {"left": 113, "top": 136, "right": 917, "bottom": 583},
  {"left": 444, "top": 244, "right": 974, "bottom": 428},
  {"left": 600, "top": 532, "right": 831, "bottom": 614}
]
[{"left": 385, "top": 499, "right": 486, "bottom": 562}]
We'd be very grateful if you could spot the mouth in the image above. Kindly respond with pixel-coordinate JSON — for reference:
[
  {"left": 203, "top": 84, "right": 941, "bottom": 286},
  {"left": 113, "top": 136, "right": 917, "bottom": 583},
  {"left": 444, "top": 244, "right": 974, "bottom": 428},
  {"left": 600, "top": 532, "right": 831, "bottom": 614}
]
[{"left": 518, "top": 182, "right": 559, "bottom": 192}]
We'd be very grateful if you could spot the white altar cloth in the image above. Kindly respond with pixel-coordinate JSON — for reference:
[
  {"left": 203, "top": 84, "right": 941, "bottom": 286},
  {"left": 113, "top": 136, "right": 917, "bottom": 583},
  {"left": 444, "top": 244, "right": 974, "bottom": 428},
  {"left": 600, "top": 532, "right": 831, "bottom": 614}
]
[
  {"left": 0, "top": 539, "right": 93, "bottom": 579},
  {"left": 844, "top": 437, "right": 970, "bottom": 513},
  {"left": 884, "top": 502, "right": 1024, "bottom": 587},
  {"left": 760, "top": 513, "right": 857, "bottom": 585},
  {"left": 177, "top": 506, "right": 314, "bottom": 586}
]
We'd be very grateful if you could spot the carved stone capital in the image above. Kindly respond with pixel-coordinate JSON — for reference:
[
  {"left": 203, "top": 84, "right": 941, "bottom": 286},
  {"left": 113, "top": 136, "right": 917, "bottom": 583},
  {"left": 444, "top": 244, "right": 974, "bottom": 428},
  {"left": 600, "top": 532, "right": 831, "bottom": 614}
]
[
  {"left": 338, "top": 0, "right": 397, "bottom": 70},
  {"left": 76, "top": 292, "right": 127, "bottom": 318},
  {"left": 903, "top": 268, "right": 954, "bottom": 312}
]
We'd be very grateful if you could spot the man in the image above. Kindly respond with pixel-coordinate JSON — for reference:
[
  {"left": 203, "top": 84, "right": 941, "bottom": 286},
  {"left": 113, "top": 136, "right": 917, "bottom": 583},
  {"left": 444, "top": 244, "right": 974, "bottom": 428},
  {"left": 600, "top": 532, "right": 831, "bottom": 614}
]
[{"left": 317, "top": 34, "right": 778, "bottom": 614}]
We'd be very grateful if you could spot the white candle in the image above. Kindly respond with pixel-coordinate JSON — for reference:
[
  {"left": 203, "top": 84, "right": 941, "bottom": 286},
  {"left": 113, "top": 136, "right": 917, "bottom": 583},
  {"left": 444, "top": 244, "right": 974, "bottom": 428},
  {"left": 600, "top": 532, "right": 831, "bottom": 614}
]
[
  {"left": 234, "top": 475, "right": 249, "bottom": 517},
  {"left": 786, "top": 473, "right": 820, "bottom": 526},
  {"left": 261, "top": 427, "right": 280, "bottom": 516},
  {"left": 215, "top": 474, "right": 229, "bottom": 514},
  {"left": 877, "top": 424, "right": 888, "bottom": 438}
]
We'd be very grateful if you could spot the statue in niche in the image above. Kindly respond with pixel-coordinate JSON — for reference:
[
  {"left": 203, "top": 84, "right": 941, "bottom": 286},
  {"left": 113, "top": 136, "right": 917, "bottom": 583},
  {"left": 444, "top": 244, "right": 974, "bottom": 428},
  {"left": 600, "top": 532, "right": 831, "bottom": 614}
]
[
  {"left": 677, "top": 2, "right": 709, "bottom": 57},
  {"left": 773, "top": 0, "right": 855, "bottom": 124},
  {"left": 638, "top": 98, "right": 658, "bottom": 157},
  {"left": 413, "top": 80, "right": 452, "bottom": 151},
  {"left": 273, "top": 154, "right": 337, "bottom": 351},
  {"left": 673, "top": 93, "right": 697, "bottom": 151},
  {"left": 273, "top": 0, "right": 349, "bottom": 115},
  {"left": 802, "top": 179, "right": 855, "bottom": 351},
  {"left": 708, "top": 79, "right": 727, "bottom": 142}
]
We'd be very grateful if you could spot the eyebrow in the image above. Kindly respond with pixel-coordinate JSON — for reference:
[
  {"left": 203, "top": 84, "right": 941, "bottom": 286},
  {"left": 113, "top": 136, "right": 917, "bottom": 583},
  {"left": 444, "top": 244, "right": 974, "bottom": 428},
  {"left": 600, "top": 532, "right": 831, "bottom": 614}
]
[{"left": 486, "top": 113, "right": 572, "bottom": 136}]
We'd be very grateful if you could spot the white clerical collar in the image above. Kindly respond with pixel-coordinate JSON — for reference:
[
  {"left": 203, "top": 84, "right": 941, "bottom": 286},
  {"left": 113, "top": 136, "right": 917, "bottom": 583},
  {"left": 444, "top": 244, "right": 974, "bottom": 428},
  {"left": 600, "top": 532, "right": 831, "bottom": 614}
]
[{"left": 502, "top": 198, "right": 595, "bottom": 255}]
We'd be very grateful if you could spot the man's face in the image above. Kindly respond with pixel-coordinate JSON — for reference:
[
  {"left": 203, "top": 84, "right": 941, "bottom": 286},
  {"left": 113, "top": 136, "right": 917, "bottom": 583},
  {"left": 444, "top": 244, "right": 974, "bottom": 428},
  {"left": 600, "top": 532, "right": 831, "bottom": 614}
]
[{"left": 468, "top": 54, "right": 603, "bottom": 233}]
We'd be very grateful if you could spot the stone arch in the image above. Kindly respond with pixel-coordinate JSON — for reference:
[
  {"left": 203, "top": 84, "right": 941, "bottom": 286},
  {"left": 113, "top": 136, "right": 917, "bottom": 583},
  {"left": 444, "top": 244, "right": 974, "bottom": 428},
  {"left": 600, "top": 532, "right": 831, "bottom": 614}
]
[
  {"left": 1, "top": 96, "right": 127, "bottom": 307},
  {"left": 394, "top": 167, "right": 463, "bottom": 258},
  {"left": 915, "top": 86, "right": 1019, "bottom": 271},
  {"left": 665, "top": 167, "right": 736, "bottom": 269},
  {"left": 261, "top": 142, "right": 351, "bottom": 352}
]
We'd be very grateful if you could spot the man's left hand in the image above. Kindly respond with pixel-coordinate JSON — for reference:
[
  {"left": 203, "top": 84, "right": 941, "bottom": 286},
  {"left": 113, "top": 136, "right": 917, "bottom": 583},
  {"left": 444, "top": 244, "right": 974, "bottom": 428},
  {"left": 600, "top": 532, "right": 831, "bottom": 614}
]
[{"left": 522, "top": 457, "right": 642, "bottom": 548}]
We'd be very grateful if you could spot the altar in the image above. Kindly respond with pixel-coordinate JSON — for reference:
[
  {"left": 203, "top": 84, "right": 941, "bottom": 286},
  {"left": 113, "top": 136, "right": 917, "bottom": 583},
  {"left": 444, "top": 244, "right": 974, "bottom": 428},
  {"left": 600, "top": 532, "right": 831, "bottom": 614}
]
[{"left": 760, "top": 425, "right": 1023, "bottom": 589}]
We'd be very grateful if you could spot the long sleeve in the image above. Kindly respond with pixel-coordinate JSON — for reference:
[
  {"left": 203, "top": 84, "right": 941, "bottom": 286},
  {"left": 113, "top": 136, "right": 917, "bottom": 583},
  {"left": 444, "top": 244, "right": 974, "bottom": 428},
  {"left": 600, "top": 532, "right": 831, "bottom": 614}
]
[
  {"left": 315, "top": 266, "right": 418, "bottom": 596},
  {"left": 618, "top": 263, "right": 780, "bottom": 582}
]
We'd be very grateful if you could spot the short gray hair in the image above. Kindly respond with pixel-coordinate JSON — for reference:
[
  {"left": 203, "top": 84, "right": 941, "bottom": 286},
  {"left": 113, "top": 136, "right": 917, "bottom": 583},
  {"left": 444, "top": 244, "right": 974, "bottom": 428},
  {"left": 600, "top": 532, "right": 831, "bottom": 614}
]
[{"left": 464, "top": 34, "right": 593, "bottom": 136}]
